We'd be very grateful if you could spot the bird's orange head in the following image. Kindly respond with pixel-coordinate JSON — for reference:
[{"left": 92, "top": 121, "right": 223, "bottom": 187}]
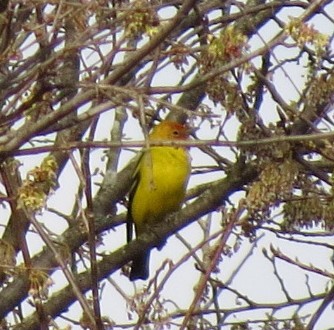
[{"left": 149, "top": 121, "right": 191, "bottom": 141}]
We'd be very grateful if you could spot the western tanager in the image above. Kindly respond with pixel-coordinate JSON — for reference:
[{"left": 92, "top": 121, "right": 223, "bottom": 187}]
[{"left": 127, "top": 120, "right": 191, "bottom": 281}]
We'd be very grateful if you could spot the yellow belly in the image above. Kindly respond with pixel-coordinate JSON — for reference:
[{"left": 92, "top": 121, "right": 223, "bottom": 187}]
[{"left": 131, "top": 146, "right": 190, "bottom": 234}]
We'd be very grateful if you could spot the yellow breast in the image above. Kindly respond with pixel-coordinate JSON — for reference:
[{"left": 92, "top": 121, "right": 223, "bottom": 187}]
[{"left": 131, "top": 146, "right": 191, "bottom": 233}]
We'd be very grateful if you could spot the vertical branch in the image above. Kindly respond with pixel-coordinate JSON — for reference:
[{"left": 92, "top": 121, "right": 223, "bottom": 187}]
[
  {"left": 52, "top": 2, "right": 82, "bottom": 174},
  {"left": 0, "top": 159, "right": 31, "bottom": 283},
  {"left": 82, "top": 117, "right": 103, "bottom": 330}
]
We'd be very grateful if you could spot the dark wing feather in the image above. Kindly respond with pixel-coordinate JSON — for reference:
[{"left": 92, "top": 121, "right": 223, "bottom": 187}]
[{"left": 126, "top": 153, "right": 142, "bottom": 243}]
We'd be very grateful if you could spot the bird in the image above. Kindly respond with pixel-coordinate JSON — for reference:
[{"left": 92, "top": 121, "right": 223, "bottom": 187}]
[{"left": 127, "top": 120, "right": 191, "bottom": 281}]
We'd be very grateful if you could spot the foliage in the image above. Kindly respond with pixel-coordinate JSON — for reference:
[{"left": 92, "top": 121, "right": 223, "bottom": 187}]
[{"left": 0, "top": 0, "right": 333, "bottom": 329}]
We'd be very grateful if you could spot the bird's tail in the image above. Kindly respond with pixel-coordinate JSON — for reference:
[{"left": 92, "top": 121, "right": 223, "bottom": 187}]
[{"left": 130, "top": 250, "right": 151, "bottom": 281}]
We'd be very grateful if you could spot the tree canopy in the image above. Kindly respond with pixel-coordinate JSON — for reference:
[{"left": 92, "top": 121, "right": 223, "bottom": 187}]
[{"left": 0, "top": 0, "right": 333, "bottom": 329}]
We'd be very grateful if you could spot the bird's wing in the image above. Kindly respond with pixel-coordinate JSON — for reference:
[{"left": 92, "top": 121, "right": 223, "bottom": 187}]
[{"left": 126, "top": 152, "right": 143, "bottom": 243}]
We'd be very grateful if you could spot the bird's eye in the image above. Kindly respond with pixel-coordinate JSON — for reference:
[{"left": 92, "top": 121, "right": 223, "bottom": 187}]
[{"left": 173, "top": 130, "right": 179, "bottom": 136}]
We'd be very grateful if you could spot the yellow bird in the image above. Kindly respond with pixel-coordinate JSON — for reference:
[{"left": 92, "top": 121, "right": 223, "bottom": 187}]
[{"left": 127, "top": 120, "right": 191, "bottom": 281}]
